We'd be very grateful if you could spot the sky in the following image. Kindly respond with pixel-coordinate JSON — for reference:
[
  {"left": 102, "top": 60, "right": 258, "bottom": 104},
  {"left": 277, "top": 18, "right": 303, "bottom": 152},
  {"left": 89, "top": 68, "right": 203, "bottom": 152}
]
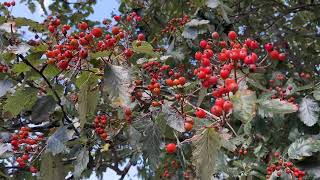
[{"left": 1, "top": 0, "right": 139, "bottom": 179}]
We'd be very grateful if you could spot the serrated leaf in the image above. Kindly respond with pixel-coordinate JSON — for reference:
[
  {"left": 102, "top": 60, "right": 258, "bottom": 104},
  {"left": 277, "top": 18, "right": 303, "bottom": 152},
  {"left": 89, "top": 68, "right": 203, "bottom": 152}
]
[
  {"left": 43, "top": 64, "right": 60, "bottom": 78},
  {"left": 90, "top": 50, "right": 111, "bottom": 59},
  {"left": 192, "top": 128, "right": 221, "bottom": 180},
  {"left": 4, "top": 87, "right": 38, "bottom": 116},
  {"left": 206, "top": 0, "right": 219, "bottom": 8},
  {"left": 0, "top": 80, "right": 13, "bottom": 97},
  {"left": 0, "top": 143, "right": 10, "bottom": 157},
  {"left": 7, "top": 43, "right": 31, "bottom": 54},
  {"left": 182, "top": 19, "right": 209, "bottom": 39},
  {"left": 132, "top": 41, "right": 158, "bottom": 57},
  {"left": 298, "top": 97, "right": 319, "bottom": 127},
  {"left": 73, "top": 148, "right": 89, "bottom": 178},
  {"left": 77, "top": 72, "right": 99, "bottom": 129},
  {"left": 288, "top": 137, "right": 320, "bottom": 160},
  {"left": 142, "top": 122, "right": 161, "bottom": 170},
  {"left": 258, "top": 99, "right": 298, "bottom": 118},
  {"left": 103, "top": 63, "right": 133, "bottom": 108},
  {"left": 197, "top": 88, "right": 207, "bottom": 106},
  {"left": 15, "top": 17, "right": 44, "bottom": 31},
  {"left": 231, "top": 90, "right": 257, "bottom": 123},
  {"left": 185, "top": 19, "right": 210, "bottom": 27},
  {"left": 128, "top": 126, "right": 141, "bottom": 149},
  {"left": 46, "top": 126, "right": 70, "bottom": 155},
  {"left": 253, "top": 143, "right": 268, "bottom": 159},
  {"left": 162, "top": 105, "right": 185, "bottom": 132},
  {"left": 31, "top": 96, "right": 56, "bottom": 123},
  {"left": 12, "top": 63, "right": 31, "bottom": 74}
]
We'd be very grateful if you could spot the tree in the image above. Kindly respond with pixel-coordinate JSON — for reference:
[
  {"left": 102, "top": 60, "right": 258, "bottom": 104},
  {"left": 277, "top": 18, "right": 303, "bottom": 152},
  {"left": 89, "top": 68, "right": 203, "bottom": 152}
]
[{"left": 0, "top": 0, "right": 319, "bottom": 179}]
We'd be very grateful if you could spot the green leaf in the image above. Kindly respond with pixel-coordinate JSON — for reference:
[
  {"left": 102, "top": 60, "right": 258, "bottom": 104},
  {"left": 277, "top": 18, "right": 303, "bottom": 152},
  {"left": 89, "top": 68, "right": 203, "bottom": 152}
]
[
  {"left": 103, "top": 63, "right": 133, "bottom": 108},
  {"left": 43, "top": 64, "right": 60, "bottom": 78},
  {"left": 182, "top": 19, "right": 209, "bottom": 40},
  {"left": 192, "top": 128, "right": 221, "bottom": 180},
  {"left": 299, "top": 97, "right": 319, "bottom": 127},
  {"left": 288, "top": 137, "right": 320, "bottom": 160},
  {"left": 15, "top": 17, "right": 45, "bottom": 31},
  {"left": 162, "top": 104, "right": 185, "bottom": 132},
  {"left": 73, "top": 148, "right": 89, "bottom": 178},
  {"left": 258, "top": 98, "right": 298, "bottom": 118},
  {"left": 90, "top": 50, "right": 111, "bottom": 59},
  {"left": 253, "top": 143, "right": 268, "bottom": 159},
  {"left": 78, "top": 72, "right": 99, "bottom": 130},
  {"left": 12, "top": 63, "right": 31, "bottom": 74},
  {"left": 4, "top": 88, "right": 38, "bottom": 116},
  {"left": 231, "top": 90, "right": 257, "bottom": 123},
  {"left": 142, "top": 122, "right": 161, "bottom": 170},
  {"left": 132, "top": 41, "right": 158, "bottom": 57}
]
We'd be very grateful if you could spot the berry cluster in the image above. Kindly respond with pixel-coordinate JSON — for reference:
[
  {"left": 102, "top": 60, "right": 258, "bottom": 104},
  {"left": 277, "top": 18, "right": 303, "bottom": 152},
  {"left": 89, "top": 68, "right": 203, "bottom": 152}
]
[
  {"left": 93, "top": 115, "right": 108, "bottom": 141},
  {"left": 45, "top": 13, "right": 142, "bottom": 71},
  {"left": 161, "top": 15, "right": 190, "bottom": 34},
  {"left": 124, "top": 108, "right": 132, "bottom": 123},
  {"left": 266, "top": 152, "right": 306, "bottom": 179},
  {"left": 2, "top": 0, "right": 15, "bottom": 7},
  {"left": 114, "top": 12, "right": 142, "bottom": 23},
  {"left": 10, "top": 127, "right": 43, "bottom": 172},
  {"left": 162, "top": 160, "right": 180, "bottom": 178},
  {"left": 210, "top": 98, "right": 233, "bottom": 117}
]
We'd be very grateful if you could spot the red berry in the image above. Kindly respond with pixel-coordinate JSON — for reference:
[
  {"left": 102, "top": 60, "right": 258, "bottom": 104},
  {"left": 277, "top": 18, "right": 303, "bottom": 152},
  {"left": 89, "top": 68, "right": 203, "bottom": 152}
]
[
  {"left": 178, "top": 77, "right": 186, "bottom": 86},
  {"left": 91, "top": 27, "right": 103, "bottom": 38},
  {"left": 184, "top": 122, "right": 193, "bottom": 131},
  {"left": 48, "top": 25, "right": 55, "bottom": 33},
  {"left": 112, "top": 26, "right": 120, "bottom": 35},
  {"left": 199, "top": 40, "right": 208, "bottom": 49},
  {"left": 264, "top": 43, "right": 273, "bottom": 52},
  {"left": 114, "top": 15, "right": 121, "bottom": 21},
  {"left": 211, "top": 105, "right": 223, "bottom": 116},
  {"left": 195, "top": 109, "right": 206, "bottom": 118},
  {"left": 195, "top": 52, "right": 202, "bottom": 61},
  {"left": 137, "top": 33, "right": 145, "bottom": 41},
  {"left": 57, "top": 60, "right": 69, "bottom": 70},
  {"left": 78, "top": 22, "right": 88, "bottom": 31},
  {"left": 228, "top": 31, "right": 237, "bottom": 41},
  {"left": 220, "top": 69, "right": 230, "bottom": 79},
  {"left": 223, "top": 101, "right": 233, "bottom": 112},
  {"left": 212, "top": 32, "right": 219, "bottom": 39},
  {"left": 30, "top": 166, "right": 38, "bottom": 173},
  {"left": 278, "top": 53, "right": 286, "bottom": 61},
  {"left": 166, "top": 143, "right": 177, "bottom": 154},
  {"left": 214, "top": 98, "right": 225, "bottom": 107},
  {"left": 270, "top": 50, "right": 279, "bottom": 60}
]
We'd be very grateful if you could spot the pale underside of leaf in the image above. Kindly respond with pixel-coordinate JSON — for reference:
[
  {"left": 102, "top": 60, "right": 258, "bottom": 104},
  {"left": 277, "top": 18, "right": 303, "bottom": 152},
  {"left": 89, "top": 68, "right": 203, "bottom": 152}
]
[
  {"left": 258, "top": 98, "right": 298, "bottom": 118},
  {"left": 162, "top": 104, "right": 185, "bottom": 132},
  {"left": 298, "top": 97, "right": 319, "bottom": 127},
  {"left": 288, "top": 137, "right": 320, "bottom": 160},
  {"left": 231, "top": 90, "right": 257, "bottom": 123}
]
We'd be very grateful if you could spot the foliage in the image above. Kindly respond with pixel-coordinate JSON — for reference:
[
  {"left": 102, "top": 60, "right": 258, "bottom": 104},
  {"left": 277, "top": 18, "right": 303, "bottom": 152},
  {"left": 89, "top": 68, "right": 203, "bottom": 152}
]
[{"left": 0, "top": 0, "right": 319, "bottom": 180}]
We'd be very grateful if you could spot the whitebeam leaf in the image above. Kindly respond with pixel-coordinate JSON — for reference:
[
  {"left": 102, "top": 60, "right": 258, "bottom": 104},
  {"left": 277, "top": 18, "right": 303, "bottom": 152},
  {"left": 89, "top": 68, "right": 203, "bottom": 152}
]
[
  {"left": 231, "top": 90, "right": 257, "bottom": 123},
  {"left": 258, "top": 99, "right": 298, "bottom": 118},
  {"left": 142, "top": 122, "right": 161, "bottom": 170},
  {"left": 103, "top": 63, "right": 133, "bottom": 108},
  {"left": 73, "top": 148, "right": 89, "bottom": 178},
  {"left": 299, "top": 97, "right": 319, "bottom": 127},
  {"left": 7, "top": 43, "right": 31, "bottom": 54},
  {"left": 206, "top": 0, "right": 219, "bottom": 8},
  {"left": 192, "top": 128, "right": 221, "bottom": 180},
  {"left": 46, "top": 126, "right": 70, "bottom": 155},
  {"left": 288, "top": 137, "right": 320, "bottom": 160},
  {"left": 162, "top": 105, "right": 185, "bottom": 132}
]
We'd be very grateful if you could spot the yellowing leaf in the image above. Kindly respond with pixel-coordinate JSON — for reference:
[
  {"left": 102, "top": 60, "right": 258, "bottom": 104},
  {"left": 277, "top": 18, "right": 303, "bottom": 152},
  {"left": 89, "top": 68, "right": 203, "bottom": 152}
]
[
  {"left": 192, "top": 128, "right": 221, "bottom": 180},
  {"left": 231, "top": 90, "right": 257, "bottom": 123},
  {"left": 101, "top": 143, "right": 110, "bottom": 152}
]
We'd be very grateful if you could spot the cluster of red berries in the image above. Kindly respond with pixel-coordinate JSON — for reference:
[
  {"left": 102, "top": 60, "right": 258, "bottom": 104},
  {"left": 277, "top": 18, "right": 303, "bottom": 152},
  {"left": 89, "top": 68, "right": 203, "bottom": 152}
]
[
  {"left": 210, "top": 98, "right": 233, "bottom": 117},
  {"left": 267, "top": 74, "right": 298, "bottom": 104},
  {"left": 195, "top": 109, "right": 206, "bottom": 119},
  {"left": 93, "top": 115, "right": 108, "bottom": 141},
  {"left": 2, "top": 1, "right": 15, "bottom": 7},
  {"left": 264, "top": 43, "right": 286, "bottom": 61},
  {"left": 113, "top": 12, "right": 142, "bottom": 23},
  {"left": 165, "top": 76, "right": 186, "bottom": 87},
  {"left": 161, "top": 15, "right": 190, "bottom": 34},
  {"left": 0, "top": 64, "right": 9, "bottom": 73},
  {"left": 10, "top": 127, "right": 43, "bottom": 173},
  {"left": 162, "top": 160, "right": 180, "bottom": 178},
  {"left": 238, "top": 148, "right": 248, "bottom": 155},
  {"left": 45, "top": 13, "right": 143, "bottom": 70},
  {"left": 266, "top": 152, "right": 306, "bottom": 179}
]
